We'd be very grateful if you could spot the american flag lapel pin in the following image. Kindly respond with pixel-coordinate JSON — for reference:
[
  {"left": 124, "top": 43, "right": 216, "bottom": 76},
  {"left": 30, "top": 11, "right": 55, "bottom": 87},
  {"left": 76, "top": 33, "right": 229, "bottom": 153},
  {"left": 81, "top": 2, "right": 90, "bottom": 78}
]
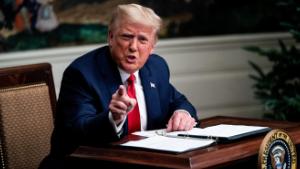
[{"left": 150, "top": 82, "right": 156, "bottom": 88}]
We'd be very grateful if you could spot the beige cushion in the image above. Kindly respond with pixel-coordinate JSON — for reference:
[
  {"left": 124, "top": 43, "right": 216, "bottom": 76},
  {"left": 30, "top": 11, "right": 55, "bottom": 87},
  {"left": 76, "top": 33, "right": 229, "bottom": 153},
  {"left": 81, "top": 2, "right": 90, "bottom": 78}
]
[{"left": 0, "top": 83, "right": 53, "bottom": 169}]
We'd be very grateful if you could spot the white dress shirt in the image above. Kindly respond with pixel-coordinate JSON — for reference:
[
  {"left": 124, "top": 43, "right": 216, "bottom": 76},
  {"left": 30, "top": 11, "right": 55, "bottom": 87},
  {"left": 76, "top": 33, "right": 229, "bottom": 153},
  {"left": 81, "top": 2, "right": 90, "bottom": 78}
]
[{"left": 109, "top": 68, "right": 147, "bottom": 134}]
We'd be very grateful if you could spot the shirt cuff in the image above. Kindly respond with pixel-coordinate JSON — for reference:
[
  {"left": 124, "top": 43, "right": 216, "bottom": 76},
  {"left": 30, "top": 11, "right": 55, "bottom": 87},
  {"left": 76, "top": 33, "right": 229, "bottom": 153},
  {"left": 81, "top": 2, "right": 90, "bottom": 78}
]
[{"left": 109, "top": 111, "right": 127, "bottom": 137}]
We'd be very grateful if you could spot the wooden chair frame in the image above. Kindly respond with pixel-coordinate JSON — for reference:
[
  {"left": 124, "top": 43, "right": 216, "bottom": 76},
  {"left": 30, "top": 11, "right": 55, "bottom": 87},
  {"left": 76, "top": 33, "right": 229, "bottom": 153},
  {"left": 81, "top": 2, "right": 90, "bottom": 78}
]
[{"left": 0, "top": 63, "right": 56, "bottom": 169}]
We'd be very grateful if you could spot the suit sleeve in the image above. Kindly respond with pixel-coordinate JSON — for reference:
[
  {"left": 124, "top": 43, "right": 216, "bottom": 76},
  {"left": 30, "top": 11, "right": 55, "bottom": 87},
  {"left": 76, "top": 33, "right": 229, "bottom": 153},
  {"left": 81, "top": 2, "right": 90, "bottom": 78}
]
[
  {"left": 169, "top": 84, "right": 198, "bottom": 120},
  {"left": 55, "top": 66, "right": 119, "bottom": 146},
  {"left": 156, "top": 55, "right": 198, "bottom": 122}
]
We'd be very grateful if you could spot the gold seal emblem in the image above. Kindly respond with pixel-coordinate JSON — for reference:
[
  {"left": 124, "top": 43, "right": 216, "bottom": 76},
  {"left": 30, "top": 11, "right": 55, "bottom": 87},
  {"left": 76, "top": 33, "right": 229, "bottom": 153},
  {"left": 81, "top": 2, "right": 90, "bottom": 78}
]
[{"left": 259, "top": 129, "right": 297, "bottom": 169}]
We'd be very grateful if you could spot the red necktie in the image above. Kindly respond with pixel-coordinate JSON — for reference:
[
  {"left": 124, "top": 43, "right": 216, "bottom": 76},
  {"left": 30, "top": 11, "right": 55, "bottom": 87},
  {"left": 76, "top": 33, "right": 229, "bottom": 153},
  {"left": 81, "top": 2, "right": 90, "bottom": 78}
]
[{"left": 127, "top": 74, "right": 141, "bottom": 134}]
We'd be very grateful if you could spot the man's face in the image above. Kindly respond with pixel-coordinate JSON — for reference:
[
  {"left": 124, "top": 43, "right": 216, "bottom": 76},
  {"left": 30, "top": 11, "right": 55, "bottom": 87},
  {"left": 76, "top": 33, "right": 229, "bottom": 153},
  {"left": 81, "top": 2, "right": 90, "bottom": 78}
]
[{"left": 108, "top": 21, "right": 155, "bottom": 74}]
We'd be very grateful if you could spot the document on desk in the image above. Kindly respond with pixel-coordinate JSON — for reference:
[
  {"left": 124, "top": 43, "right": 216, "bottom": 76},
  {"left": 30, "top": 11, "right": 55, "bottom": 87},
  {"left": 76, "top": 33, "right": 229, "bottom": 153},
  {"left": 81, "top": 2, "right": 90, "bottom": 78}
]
[
  {"left": 121, "top": 124, "right": 270, "bottom": 153},
  {"left": 167, "top": 124, "right": 271, "bottom": 142},
  {"left": 133, "top": 124, "right": 271, "bottom": 143},
  {"left": 121, "top": 135, "right": 215, "bottom": 153}
]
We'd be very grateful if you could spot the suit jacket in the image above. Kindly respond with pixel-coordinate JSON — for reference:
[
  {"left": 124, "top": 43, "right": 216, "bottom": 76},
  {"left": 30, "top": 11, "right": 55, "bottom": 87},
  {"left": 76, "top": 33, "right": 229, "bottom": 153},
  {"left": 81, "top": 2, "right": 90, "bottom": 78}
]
[{"left": 47, "top": 45, "right": 197, "bottom": 161}]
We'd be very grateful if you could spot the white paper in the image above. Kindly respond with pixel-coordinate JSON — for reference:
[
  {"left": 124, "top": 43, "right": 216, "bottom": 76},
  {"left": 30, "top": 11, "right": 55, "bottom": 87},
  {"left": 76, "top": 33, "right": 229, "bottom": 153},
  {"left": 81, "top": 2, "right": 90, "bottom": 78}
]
[
  {"left": 198, "top": 124, "right": 269, "bottom": 137},
  {"left": 133, "top": 124, "right": 269, "bottom": 140},
  {"left": 121, "top": 135, "right": 215, "bottom": 153}
]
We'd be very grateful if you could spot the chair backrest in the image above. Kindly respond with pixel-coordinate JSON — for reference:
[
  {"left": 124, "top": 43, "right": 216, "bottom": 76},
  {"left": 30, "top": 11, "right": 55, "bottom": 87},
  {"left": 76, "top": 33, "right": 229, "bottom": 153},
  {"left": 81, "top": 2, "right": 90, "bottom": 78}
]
[{"left": 0, "top": 63, "right": 56, "bottom": 169}]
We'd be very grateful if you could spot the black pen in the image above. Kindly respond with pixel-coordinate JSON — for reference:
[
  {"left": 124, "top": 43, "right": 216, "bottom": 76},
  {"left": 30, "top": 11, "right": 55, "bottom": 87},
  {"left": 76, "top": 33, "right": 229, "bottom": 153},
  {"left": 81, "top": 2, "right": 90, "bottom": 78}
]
[{"left": 177, "top": 134, "right": 223, "bottom": 142}]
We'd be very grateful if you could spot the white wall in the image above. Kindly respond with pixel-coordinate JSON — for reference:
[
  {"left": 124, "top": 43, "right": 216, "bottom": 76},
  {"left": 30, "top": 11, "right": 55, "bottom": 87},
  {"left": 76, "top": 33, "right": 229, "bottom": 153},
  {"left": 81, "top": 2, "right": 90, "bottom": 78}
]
[{"left": 0, "top": 32, "right": 294, "bottom": 119}]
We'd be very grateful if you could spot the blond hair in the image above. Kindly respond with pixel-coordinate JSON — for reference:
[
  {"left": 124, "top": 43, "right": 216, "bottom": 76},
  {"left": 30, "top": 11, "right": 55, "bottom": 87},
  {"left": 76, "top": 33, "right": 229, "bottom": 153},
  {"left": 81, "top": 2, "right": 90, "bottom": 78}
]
[{"left": 109, "top": 3, "right": 162, "bottom": 37}]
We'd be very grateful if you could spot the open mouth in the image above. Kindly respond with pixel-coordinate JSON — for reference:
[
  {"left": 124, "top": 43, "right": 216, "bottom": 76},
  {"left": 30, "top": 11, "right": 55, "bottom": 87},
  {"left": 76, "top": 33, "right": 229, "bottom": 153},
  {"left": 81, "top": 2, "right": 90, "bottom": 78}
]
[{"left": 126, "top": 55, "right": 137, "bottom": 63}]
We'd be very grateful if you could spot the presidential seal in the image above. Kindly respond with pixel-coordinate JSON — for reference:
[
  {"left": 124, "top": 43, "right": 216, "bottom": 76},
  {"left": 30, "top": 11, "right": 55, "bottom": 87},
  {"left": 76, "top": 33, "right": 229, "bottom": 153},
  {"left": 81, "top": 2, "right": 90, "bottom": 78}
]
[{"left": 258, "top": 129, "right": 297, "bottom": 169}]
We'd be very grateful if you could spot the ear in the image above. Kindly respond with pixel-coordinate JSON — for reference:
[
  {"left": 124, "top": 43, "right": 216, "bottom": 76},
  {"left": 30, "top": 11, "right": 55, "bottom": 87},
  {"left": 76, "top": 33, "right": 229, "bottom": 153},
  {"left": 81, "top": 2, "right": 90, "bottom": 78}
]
[
  {"left": 108, "top": 30, "right": 113, "bottom": 45},
  {"left": 150, "top": 42, "right": 155, "bottom": 54},
  {"left": 150, "top": 36, "right": 157, "bottom": 54}
]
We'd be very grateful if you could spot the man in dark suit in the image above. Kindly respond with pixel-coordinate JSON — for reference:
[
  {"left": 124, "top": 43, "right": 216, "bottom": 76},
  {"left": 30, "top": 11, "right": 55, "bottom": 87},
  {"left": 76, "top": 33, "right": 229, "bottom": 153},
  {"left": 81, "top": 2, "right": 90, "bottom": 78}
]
[{"left": 40, "top": 3, "right": 198, "bottom": 169}]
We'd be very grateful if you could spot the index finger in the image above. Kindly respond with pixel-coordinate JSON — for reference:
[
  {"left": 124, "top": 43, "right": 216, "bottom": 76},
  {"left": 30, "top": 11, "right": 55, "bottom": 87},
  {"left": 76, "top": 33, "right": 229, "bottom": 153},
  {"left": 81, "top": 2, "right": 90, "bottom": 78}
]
[{"left": 117, "top": 85, "right": 127, "bottom": 96}]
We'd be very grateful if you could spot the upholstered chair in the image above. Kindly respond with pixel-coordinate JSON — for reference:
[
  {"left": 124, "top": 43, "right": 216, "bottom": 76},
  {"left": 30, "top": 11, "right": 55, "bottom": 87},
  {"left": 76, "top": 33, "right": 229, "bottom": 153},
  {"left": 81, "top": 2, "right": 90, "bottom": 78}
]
[{"left": 0, "top": 63, "right": 56, "bottom": 169}]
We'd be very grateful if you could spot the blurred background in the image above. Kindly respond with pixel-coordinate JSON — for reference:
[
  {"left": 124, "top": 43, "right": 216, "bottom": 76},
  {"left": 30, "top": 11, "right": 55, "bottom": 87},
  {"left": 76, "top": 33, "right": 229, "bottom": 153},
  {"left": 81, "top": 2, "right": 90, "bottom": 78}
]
[
  {"left": 1, "top": 0, "right": 299, "bottom": 121},
  {"left": 0, "top": 0, "right": 289, "bottom": 52}
]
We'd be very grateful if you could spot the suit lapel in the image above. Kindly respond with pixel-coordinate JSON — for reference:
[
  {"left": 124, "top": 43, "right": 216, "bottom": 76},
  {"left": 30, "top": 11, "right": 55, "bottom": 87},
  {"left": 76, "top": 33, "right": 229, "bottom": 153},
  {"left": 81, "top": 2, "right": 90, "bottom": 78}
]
[{"left": 139, "top": 65, "right": 161, "bottom": 130}]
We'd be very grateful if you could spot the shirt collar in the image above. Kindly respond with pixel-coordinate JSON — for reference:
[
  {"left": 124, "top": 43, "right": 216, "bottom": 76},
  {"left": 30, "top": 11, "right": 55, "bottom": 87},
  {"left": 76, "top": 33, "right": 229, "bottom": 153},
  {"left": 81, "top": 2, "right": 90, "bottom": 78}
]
[{"left": 118, "top": 67, "right": 140, "bottom": 84}]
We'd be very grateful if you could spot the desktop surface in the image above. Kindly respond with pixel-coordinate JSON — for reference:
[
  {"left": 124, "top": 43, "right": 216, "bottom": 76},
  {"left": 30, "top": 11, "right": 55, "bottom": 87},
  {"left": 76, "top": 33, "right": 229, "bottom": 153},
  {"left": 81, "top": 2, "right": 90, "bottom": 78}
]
[{"left": 69, "top": 116, "right": 300, "bottom": 169}]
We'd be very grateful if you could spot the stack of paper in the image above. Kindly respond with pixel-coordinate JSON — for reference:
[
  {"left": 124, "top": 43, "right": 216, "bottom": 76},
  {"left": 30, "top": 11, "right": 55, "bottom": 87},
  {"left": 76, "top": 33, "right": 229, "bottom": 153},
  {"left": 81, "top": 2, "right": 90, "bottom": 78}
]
[
  {"left": 121, "top": 135, "right": 215, "bottom": 153},
  {"left": 167, "top": 124, "right": 271, "bottom": 141},
  {"left": 120, "top": 124, "right": 270, "bottom": 153}
]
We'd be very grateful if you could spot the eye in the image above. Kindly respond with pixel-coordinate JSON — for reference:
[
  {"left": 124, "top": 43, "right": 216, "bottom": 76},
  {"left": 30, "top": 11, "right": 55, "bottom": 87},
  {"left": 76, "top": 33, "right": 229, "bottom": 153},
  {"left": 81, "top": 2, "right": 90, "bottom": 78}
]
[
  {"left": 120, "top": 34, "right": 133, "bottom": 41},
  {"left": 138, "top": 36, "right": 149, "bottom": 44}
]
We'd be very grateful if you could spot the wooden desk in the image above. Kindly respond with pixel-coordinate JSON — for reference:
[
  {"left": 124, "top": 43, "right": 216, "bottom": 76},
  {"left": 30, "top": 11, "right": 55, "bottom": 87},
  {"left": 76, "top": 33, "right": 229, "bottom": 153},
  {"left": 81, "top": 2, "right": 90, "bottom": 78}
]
[{"left": 69, "top": 116, "right": 300, "bottom": 169}]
